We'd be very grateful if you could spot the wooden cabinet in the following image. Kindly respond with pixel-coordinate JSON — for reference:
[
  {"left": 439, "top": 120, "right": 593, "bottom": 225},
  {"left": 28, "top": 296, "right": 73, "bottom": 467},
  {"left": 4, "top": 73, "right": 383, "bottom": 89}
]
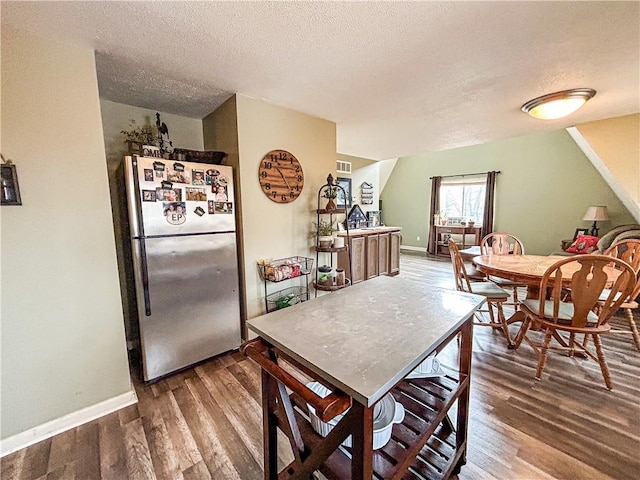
[
  {"left": 339, "top": 228, "right": 401, "bottom": 282},
  {"left": 389, "top": 231, "right": 401, "bottom": 275},
  {"left": 378, "top": 232, "right": 389, "bottom": 276},
  {"left": 366, "top": 234, "right": 379, "bottom": 279},
  {"left": 339, "top": 236, "right": 365, "bottom": 285}
]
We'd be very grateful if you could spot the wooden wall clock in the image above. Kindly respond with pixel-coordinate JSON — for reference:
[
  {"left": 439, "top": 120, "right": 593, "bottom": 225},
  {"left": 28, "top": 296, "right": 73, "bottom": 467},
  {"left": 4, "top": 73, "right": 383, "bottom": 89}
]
[{"left": 258, "top": 150, "right": 304, "bottom": 203}]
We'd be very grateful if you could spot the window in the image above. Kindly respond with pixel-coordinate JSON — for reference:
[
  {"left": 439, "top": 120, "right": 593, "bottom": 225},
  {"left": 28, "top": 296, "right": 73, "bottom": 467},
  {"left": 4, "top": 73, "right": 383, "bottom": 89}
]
[{"left": 439, "top": 175, "right": 486, "bottom": 224}]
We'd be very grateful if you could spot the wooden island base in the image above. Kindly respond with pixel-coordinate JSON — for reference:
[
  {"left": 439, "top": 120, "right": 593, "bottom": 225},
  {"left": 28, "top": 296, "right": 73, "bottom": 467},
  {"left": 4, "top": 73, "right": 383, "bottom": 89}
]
[{"left": 242, "top": 276, "right": 480, "bottom": 479}]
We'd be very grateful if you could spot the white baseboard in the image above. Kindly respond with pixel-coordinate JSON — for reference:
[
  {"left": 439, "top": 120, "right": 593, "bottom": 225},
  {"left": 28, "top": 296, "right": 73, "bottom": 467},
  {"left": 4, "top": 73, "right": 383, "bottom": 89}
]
[
  {"left": 0, "top": 389, "right": 138, "bottom": 457},
  {"left": 400, "top": 245, "right": 426, "bottom": 253}
]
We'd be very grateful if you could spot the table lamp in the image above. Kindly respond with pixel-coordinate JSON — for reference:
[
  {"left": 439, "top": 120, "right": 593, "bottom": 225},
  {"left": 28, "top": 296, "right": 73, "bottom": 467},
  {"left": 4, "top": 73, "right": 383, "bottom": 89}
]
[{"left": 583, "top": 205, "right": 608, "bottom": 237}]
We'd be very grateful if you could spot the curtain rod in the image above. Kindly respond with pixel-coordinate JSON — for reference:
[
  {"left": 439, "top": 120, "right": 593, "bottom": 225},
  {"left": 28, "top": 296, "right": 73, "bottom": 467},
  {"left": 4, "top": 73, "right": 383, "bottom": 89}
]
[{"left": 429, "top": 171, "right": 501, "bottom": 180}]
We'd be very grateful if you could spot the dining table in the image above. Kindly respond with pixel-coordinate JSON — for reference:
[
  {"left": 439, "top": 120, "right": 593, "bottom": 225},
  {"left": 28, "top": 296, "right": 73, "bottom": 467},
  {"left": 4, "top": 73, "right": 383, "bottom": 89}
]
[
  {"left": 472, "top": 254, "right": 622, "bottom": 347},
  {"left": 242, "top": 274, "right": 485, "bottom": 480}
]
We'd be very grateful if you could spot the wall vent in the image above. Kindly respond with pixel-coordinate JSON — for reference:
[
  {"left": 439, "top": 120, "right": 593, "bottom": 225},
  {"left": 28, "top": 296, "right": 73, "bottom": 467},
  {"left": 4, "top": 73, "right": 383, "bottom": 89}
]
[{"left": 336, "top": 160, "right": 352, "bottom": 174}]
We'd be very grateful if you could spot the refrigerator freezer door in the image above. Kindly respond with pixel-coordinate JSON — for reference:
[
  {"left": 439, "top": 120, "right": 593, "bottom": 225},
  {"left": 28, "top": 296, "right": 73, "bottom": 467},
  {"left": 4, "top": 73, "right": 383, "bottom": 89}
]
[
  {"left": 126, "top": 156, "right": 236, "bottom": 237},
  {"left": 132, "top": 232, "right": 241, "bottom": 381}
]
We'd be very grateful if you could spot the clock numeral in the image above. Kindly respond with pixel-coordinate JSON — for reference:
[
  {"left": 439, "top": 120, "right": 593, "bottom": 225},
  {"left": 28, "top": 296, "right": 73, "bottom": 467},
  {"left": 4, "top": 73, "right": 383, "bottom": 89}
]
[
  {"left": 260, "top": 171, "right": 267, "bottom": 178},
  {"left": 270, "top": 154, "right": 278, "bottom": 161},
  {"left": 295, "top": 185, "right": 300, "bottom": 192},
  {"left": 289, "top": 191, "right": 294, "bottom": 198},
  {"left": 271, "top": 191, "right": 277, "bottom": 198},
  {"left": 279, "top": 152, "right": 287, "bottom": 160},
  {"left": 281, "top": 194, "right": 287, "bottom": 201},
  {"left": 295, "top": 165, "right": 300, "bottom": 172},
  {"left": 297, "top": 175, "right": 302, "bottom": 181},
  {"left": 263, "top": 161, "right": 272, "bottom": 169},
  {"left": 265, "top": 182, "right": 271, "bottom": 190}
]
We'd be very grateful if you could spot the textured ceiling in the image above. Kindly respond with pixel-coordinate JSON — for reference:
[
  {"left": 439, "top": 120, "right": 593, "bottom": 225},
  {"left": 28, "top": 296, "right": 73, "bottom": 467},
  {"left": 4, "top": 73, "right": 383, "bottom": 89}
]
[{"left": 3, "top": 1, "right": 639, "bottom": 160}]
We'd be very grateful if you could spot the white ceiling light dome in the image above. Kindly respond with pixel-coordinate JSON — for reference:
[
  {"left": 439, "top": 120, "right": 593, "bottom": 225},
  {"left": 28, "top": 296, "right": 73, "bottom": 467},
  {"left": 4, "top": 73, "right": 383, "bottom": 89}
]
[{"left": 521, "top": 88, "right": 597, "bottom": 120}]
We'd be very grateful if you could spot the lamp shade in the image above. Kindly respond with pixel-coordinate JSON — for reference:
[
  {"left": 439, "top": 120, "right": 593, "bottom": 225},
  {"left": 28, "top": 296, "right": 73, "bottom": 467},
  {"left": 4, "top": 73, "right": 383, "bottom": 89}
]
[{"left": 583, "top": 206, "right": 608, "bottom": 222}]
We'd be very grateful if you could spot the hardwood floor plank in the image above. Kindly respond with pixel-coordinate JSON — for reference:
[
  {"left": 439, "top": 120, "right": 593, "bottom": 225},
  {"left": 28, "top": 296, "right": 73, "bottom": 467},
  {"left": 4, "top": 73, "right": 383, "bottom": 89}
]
[
  {"left": 1, "top": 448, "right": 25, "bottom": 480},
  {"left": 38, "top": 462, "right": 76, "bottom": 480},
  {"left": 185, "top": 376, "right": 261, "bottom": 480},
  {"left": 122, "top": 419, "right": 156, "bottom": 480},
  {"left": 194, "top": 365, "right": 263, "bottom": 466},
  {"left": 171, "top": 382, "right": 241, "bottom": 479},
  {"left": 45, "top": 428, "right": 75, "bottom": 475},
  {"left": 141, "top": 409, "right": 183, "bottom": 480},
  {"left": 118, "top": 403, "right": 140, "bottom": 426},
  {"left": 98, "top": 412, "right": 128, "bottom": 480},
  {"left": 157, "top": 390, "right": 203, "bottom": 473},
  {"left": 180, "top": 460, "right": 211, "bottom": 480},
  {"left": 74, "top": 423, "right": 99, "bottom": 480}
]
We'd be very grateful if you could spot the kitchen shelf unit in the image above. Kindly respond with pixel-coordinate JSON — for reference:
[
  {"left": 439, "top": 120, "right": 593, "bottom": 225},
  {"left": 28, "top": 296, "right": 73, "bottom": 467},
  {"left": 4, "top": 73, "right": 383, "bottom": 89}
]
[
  {"left": 290, "top": 372, "right": 467, "bottom": 479},
  {"left": 258, "top": 256, "right": 313, "bottom": 313},
  {"left": 314, "top": 174, "right": 352, "bottom": 297}
]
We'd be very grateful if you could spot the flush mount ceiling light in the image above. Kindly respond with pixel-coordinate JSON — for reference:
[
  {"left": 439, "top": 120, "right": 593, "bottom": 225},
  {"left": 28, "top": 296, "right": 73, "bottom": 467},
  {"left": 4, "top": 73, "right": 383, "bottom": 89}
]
[{"left": 521, "top": 88, "right": 596, "bottom": 120}]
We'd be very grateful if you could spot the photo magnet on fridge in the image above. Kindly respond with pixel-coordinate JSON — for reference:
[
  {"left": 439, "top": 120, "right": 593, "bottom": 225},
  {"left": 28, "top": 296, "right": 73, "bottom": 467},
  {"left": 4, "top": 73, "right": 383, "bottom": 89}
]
[
  {"left": 194, "top": 206, "right": 205, "bottom": 217},
  {"left": 152, "top": 161, "right": 165, "bottom": 171},
  {"left": 142, "top": 190, "right": 156, "bottom": 202},
  {"left": 192, "top": 169, "right": 205, "bottom": 185},
  {"left": 156, "top": 188, "right": 182, "bottom": 202},
  {"left": 208, "top": 200, "right": 215, "bottom": 214},
  {"left": 163, "top": 202, "right": 186, "bottom": 225},
  {"left": 173, "top": 162, "right": 185, "bottom": 172},
  {"left": 143, "top": 169, "right": 154, "bottom": 182},
  {"left": 186, "top": 187, "right": 207, "bottom": 202},
  {"left": 205, "top": 169, "right": 220, "bottom": 185},
  {"left": 215, "top": 186, "right": 228, "bottom": 202}
]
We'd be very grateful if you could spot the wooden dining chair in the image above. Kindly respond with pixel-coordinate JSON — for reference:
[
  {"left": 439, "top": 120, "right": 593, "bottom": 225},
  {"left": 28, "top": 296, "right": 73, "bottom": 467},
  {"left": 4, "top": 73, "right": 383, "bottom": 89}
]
[
  {"left": 513, "top": 254, "right": 635, "bottom": 389},
  {"left": 601, "top": 239, "right": 640, "bottom": 351},
  {"left": 480, "top": 232, "right": 527, "bottom": 305},
  {"left": 448, "top": 240, "right": 513, "bottom": 347}
]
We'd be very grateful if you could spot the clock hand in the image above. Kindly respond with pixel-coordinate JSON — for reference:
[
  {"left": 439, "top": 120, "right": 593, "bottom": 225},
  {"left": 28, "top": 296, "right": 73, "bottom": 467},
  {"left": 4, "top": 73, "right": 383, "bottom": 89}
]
[{"left": 276, "top": 167, "right": 292, "bottom": 190}]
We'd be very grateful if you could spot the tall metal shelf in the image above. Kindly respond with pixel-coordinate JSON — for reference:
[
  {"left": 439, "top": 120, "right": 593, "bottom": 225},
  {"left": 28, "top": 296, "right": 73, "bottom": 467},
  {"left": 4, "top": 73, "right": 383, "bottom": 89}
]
[{"left": 314, "top": 174, "right": 352, "bottom": 296}]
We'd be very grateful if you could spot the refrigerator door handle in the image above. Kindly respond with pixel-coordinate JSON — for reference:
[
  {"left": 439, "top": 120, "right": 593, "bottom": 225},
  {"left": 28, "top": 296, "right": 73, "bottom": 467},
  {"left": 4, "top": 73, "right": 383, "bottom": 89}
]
[{"left": 139, "top": 237, "right": 152, "bottom": 316}]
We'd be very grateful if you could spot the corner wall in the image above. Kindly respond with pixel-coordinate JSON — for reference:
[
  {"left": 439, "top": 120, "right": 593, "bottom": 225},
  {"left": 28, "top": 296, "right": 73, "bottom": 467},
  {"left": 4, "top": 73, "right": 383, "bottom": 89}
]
[
  {"left": 1, "top": 28, "right": 131, "bottom": 441},
  {"left": 381, "top": 129, "right": 635, "bottom": 255},
  {"left": 572, "top": 114, "right": 640, "bottom": 222},
  {"left": 205, "top": 95, "right": 336, "bottom": 325}
]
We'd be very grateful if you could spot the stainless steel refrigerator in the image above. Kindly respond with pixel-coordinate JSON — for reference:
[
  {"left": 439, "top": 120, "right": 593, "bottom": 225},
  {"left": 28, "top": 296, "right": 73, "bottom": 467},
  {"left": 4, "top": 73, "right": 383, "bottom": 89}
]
[{"left": 124, "top": 155, "right": 241, "bottom": 381}]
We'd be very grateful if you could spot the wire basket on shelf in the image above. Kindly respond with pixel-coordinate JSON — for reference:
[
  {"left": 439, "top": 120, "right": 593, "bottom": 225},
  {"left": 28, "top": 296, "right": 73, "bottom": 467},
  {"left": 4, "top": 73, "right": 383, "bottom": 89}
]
[
  {"left": 266, "top": 286, "right": 309, "bottom": 311},
  {"left": 257, "top": 256, "right": 314, "bottom": 282}
]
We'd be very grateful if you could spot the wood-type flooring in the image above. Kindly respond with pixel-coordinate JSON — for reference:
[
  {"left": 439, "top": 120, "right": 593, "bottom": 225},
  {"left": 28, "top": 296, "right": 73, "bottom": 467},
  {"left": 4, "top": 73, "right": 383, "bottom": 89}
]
[{"left": 3, "top": 253, "right": 639, "bottom": 479}]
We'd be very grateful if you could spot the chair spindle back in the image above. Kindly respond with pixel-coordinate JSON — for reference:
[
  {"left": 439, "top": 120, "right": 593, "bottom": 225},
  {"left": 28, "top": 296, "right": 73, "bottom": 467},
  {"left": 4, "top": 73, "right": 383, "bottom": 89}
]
[{"left": 537, "top": 255, "right": 635, "bottom": 328}]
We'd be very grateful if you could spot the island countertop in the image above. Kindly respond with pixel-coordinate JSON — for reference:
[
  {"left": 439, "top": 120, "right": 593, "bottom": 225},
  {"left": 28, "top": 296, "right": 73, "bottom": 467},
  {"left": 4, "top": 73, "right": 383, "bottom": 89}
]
[
  {"left": 336, "top": 226, "right": 401, "bottom": 237},
  {"left": 247, "top": 275, "right": 484, "bottom": 407}
]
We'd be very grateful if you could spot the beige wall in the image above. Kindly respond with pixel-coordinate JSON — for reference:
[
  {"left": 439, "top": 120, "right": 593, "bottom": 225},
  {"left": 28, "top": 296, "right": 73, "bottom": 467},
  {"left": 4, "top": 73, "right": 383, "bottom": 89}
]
[
  {"left": 1, "top": 28, "right": 131, "bottom": 439},
  {"left": 336, "top": 154, "right": 380, "bottom": 215},
  {"left": 99, "top": 99, "right": 205, "bottom": 346},
  {"left": 205, "top": 95, "right": 336, "bottom": 326},
  {"left": 574, "top": 114, "right": 640, "bottom": 221},
  {"left": 381, "top": 129, "right": 635, "bottom": 255},
  {"left": 203, "top": 96, "right": 245, "bottom": 330}
]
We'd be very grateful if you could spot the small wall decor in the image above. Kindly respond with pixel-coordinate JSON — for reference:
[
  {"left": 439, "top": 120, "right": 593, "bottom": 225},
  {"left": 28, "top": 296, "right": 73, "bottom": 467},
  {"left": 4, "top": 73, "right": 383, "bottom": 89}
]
[
  {"left": 336, "top": 177, "right": 352, "bottom": 209},
  {"left": 361, "top": 181, "right": 374, "bottom": 205},
  {"left": 1, "top": 155, "right": 22, "bottom": 206}
]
